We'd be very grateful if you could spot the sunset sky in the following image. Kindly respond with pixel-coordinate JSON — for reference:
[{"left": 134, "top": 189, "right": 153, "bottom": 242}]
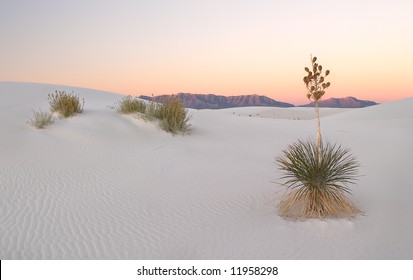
[{"left": 1, "top": 0, "right": 412, "bottom": 104}]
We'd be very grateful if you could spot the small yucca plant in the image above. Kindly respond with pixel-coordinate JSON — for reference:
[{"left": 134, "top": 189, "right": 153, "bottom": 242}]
[
  {"left": 157, "top": 97, "right": 191, "bottom": 134},
  {"left": 276, "top": 139, "right": 361, "bottom": 219},
  {"left": 27, "top": 109, "right": 54, "bottom": 129},
  {"left": 48, "top": 90, "right": 84, "bottom": 118},
  {"left": 116, "top": 95, "right": 147, "bottom": 114}
]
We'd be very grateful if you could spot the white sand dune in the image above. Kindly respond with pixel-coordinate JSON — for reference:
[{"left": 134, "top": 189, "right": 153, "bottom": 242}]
[{"left": 1, "top": 82, "right": 412, "bottom": 259}]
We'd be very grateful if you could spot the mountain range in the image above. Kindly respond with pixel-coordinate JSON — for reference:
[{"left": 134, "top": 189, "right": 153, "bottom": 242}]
[
  {"left": 139, "top": 93, "right": 378, "bottom": 109},
  {"left": 299, "top": 96, "right": 379, "bottom": 108},
  {"left": 140, "top": 93, "right": 294, "bottom": 109}
]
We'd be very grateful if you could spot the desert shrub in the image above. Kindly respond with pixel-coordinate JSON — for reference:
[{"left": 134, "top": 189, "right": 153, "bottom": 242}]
[
  {"left": 115, "top": 95, "right": 191, "bottom": 135},
  {"left": 157, "top": 97, "right": 191, "bottom": 134},
  {"left": 27, "top": 109, "right": 54, "bottom": 129},
  {"left": 143, "top": 99, "right": 162, "bottom": 120},
  {"left": 48, "top": 90, "right": 84, "bottom": 118},
  {"left": 116, "top": 95, "right": 146, "bottom": 114},
  {"left": 276, "top": 139, "right": 361, "bottom": 219}
]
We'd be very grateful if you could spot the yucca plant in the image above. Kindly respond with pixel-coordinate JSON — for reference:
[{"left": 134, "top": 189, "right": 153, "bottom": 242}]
[
  {"left": 276, "top": 55, "right": 361, "bottom": 219},
  {"left": 48, "top": 90, "right": 84, "bottom": 118},
  {"left": 276, "top": 139, "right": 361, "bottom": 219}
]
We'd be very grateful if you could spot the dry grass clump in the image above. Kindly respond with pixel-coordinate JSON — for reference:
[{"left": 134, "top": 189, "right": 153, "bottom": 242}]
[
  {"left": 276, "top": 139, "right": 361, "bottom": 219},
  {"left": 48, "top": 90, "right": 84, "bottom": 118},
  {"left": 116, "top": 95, "right": 146, "bottom": 114},
  {"left": 143, "top": 99, "right": 162, "bottom": 121},
  {"left": 27, "top": 109, "right": 54, "bottom": 129},
  {"left": 156, "top": 97, "right": 191, "bottom": 134},
  {"left": 115, "top": 95, "right": 191, "bottom": 135}
]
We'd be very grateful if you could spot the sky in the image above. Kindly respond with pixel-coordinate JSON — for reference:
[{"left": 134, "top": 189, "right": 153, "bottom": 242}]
[{"left": 1, "top": 0, "right": 412, "bottom": 104}]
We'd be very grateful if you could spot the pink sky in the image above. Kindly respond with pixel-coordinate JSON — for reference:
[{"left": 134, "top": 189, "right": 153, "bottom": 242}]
[{"left": 1, "top": 0, "right": 412, "bottom": 105}]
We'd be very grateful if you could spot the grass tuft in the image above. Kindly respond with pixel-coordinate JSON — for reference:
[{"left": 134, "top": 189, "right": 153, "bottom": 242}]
[
  {"left": 115, "top": 95, "right": 191, "bottom": 135},
  {"left": 48, "top": 90, "right": 84, "bottom": 118},
  {"left": 27, "top": 109, "right": 54, "bottom": 129},
  {"left": 143, "top": 99, "right": 162, "bottom": 121},
  {"left": 116, "top": 95, "right": 146, "bottom": 114},
  {"left": 276, "top": 138, "right": 361, "bottom": 219},
  {"left": 157, "top": 97, "right": 191, "bottom": 134}
]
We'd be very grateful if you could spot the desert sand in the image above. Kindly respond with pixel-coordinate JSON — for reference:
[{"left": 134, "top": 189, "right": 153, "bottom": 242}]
[{"left": 1, "top": 82, "right": 412, "bottom": 259}]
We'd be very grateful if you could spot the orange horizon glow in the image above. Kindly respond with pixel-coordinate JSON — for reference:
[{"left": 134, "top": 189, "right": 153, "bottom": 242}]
[{"left": 4, "top": 74, "right": 410, "bottom": 106}]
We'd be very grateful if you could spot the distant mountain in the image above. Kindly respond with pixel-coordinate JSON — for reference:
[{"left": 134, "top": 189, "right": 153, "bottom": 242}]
[
  {"left": 299, "top": 97, "right": 378, "bottom": 108},
  {"left": 139, "top": 93, "right": 294, "bottom": 109}
]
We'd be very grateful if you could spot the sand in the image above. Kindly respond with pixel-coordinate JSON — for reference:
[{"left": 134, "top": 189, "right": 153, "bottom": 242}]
[{"left": 1, "top": 82, "right": 412, "bottom": 259}]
